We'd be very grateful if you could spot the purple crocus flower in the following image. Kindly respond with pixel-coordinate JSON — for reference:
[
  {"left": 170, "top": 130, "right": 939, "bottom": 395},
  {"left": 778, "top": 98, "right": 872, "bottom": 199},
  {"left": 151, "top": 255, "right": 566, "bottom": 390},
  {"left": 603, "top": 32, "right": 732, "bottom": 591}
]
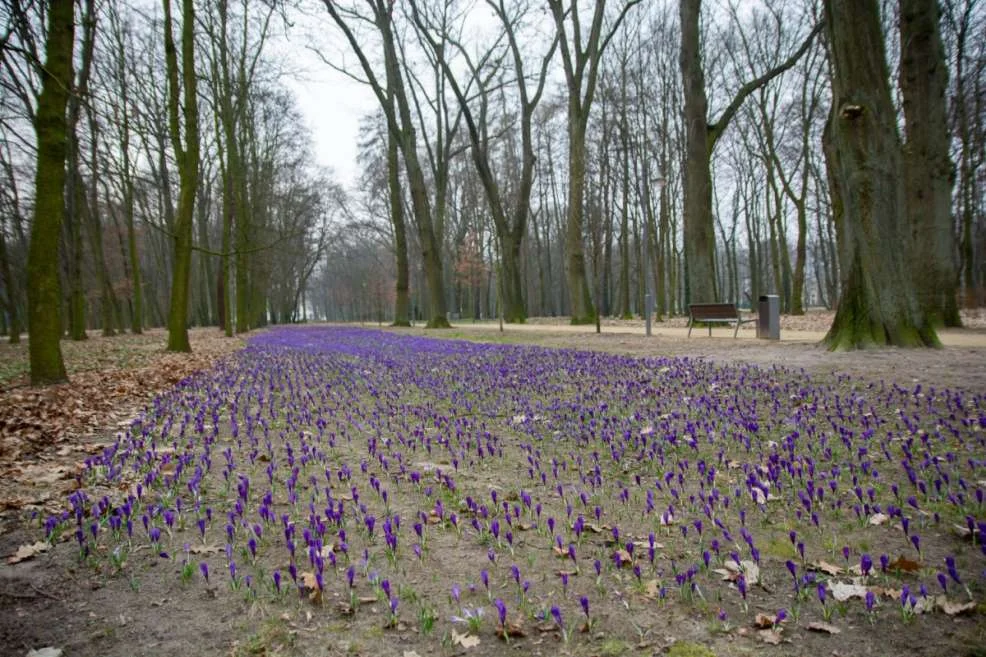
[
  {"left": 861, "top": 553, "right": 873, "bottom": 576},
  {"left": 580, "top": 595, "right": 590, "bottom": 618},
  {"left": 550, "top": 605, "right": 563, "bottom": 628},
  {"left": 495, "top": 598, "right": 507, "bottom": 626},
  {"left": 865, "top": 590, "right": 875, "bottom": 611},
  {"left": 946, "top": 556, "right": 961, "bottom": 584},
  {"left": 199, "top": 562, "right": 209, "bottom": 582}
]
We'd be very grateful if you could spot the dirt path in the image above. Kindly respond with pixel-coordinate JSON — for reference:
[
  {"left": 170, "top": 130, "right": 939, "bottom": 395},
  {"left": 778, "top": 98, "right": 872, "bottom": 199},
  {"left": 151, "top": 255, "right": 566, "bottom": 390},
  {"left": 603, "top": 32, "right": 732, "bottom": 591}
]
[{"left": 392, "top": 314, "right": 986, "bottom": 393}]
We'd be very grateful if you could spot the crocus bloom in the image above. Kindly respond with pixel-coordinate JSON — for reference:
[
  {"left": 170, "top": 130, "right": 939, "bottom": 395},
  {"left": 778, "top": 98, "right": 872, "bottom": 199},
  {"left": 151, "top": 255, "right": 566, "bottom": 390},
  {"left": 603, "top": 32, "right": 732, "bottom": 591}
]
[
  {"left": 946, "top": 556, "right": 961, "bottom": 584},
  {"left": 861, "top": 553, "right": 873, "bottom": 576}
]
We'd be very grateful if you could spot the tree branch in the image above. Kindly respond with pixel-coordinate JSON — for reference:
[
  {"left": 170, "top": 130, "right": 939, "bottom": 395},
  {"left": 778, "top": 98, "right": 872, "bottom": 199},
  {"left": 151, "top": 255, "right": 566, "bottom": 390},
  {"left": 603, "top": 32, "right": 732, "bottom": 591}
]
[{"left": 709, "top": 19, "right": 823, "bottom": 149}]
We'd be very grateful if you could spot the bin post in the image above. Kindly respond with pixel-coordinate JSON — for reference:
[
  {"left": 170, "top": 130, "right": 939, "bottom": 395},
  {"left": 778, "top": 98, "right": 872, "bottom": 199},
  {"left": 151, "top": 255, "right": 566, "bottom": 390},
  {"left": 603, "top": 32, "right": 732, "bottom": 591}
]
[{"left": 758, "top": 295, "right": 780, "bottom": 340}]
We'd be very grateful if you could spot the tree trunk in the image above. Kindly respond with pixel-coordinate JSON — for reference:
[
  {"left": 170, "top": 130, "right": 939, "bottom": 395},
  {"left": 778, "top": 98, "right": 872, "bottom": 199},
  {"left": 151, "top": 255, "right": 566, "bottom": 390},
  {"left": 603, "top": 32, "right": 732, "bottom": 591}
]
[
  {"left": 679, "top": 0, "right": 716, "bottom": 304},
  {"left": 163, "top": 0, "right": 200, "bottom": 352},
  {"left": 821, "top": 0, "right": 938, "bottom": 349},
  {"left": 0, "top": 225, "right": 20, "bottom": 343},
  {"left": 900, "top": 0, "right": 959, "bottom": 326},
  {"left": 27, "top": 0, "right": 74, "bottom": 385},
  {"left": 388, "top": 111, "right": 411, "bottom": 327},
  {"left": 565, "top": 118, "right": 595, "bottom": 323}
]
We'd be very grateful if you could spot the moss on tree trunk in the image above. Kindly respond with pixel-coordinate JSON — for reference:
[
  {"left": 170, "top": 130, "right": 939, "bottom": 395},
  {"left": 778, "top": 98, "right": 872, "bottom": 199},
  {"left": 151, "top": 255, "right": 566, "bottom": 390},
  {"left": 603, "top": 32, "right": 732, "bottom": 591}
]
[{"left": 26, "top": 0, "right": 75, "bottom": 386}]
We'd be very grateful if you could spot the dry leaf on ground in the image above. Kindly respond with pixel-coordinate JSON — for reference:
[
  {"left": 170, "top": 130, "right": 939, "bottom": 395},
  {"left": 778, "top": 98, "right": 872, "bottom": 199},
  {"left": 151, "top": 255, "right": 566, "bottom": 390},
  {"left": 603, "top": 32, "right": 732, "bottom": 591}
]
[
  {"left": 759, "top": 629, "right": 783, "bottom": 645},
  {"left": 753, "top": 613, "right": 775, "bottom": 629},
  {"left": 829, "top": 581, "right": 868, "bottom": 602},
  {"left": 937, "top": 596, "right": 977, "bottom": 616},
  {"left": 810, "top": 560, "right": 844, "bottom": 576},
  {"left": 868, "top": 513, "right": 889, "bottom": 525},
  {"left": 451, "top": 629, "right": 480, "bottom": 648},
  {"left": 26, "top": 649, "right": 63, "bottom": 657},
  {"left": 807, "top": 622, "right": 841, "bottom": 634},
  {"left": 7, "top": 541, "right": 49, "bottom": 564},
  {"left": 888, "top": 556, "right": 922, "bottom": 573}
]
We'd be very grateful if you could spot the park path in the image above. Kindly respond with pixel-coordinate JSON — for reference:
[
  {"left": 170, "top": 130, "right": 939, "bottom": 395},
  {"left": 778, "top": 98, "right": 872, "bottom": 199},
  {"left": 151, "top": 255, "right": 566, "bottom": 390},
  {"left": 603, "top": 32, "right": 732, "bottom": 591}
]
[{"left": 440, "top": 318, "right": 986, "bottom": 347}]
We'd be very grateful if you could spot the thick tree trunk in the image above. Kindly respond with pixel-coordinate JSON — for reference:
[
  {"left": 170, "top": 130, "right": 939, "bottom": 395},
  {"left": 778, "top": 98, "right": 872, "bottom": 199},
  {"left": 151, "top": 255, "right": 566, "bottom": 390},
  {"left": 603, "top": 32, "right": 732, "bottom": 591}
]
[
  {"left": 499, "top": 230, "right": 526, "bottom": 324},
  {"left": 27, "top": 0, "right": 74, "bottom": 385},
  {"left": 163, "top": 0, "right": 200, "bottom": 352},
  {"left": 565, "top": 118, "right": 595, "bottom": 323},
  {"left": 679, "top": 0, "right": 716, "bottom": 304},
  {"left": 900, "top": 0, "right": 959, "bottom": 326},
  {"left": 822, "top": 0, "right": 938, "bottom": 349}
]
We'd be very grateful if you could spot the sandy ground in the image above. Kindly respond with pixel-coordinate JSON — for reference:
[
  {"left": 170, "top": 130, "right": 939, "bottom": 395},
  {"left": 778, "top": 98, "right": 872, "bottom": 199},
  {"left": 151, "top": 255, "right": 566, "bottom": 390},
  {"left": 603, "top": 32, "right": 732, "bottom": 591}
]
[{"left": 394, "top": 311, "right": 986, "bottom": 394}]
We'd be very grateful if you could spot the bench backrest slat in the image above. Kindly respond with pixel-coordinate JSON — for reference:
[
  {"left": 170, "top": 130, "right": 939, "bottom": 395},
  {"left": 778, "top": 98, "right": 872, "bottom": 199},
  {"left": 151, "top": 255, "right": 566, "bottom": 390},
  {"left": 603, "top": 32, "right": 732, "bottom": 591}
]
[{"left": 689, "top": 303, "right": 739, "bottom": 320}]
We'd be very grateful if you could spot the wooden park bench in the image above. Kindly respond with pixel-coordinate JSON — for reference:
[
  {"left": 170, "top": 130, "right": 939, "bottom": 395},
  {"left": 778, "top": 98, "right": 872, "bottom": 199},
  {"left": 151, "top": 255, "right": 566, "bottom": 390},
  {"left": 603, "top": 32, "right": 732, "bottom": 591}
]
[{"left": 687, "top": 303, "right": 756, "bottom": 338}]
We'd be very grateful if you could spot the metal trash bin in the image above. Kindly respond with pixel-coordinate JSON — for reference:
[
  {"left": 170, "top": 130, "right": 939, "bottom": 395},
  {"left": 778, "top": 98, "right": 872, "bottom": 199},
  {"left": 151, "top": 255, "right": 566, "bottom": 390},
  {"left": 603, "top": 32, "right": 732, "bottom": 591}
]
[{"left": 758, "top": 295, "right": 780, "bottom": 340}]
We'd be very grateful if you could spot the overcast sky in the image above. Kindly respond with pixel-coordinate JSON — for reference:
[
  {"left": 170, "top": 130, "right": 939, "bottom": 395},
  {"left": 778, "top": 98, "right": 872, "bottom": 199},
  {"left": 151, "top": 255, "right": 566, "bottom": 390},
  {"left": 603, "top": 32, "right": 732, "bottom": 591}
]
[{"left": 273, "top": 9, "right": 380, "bottom": 190}]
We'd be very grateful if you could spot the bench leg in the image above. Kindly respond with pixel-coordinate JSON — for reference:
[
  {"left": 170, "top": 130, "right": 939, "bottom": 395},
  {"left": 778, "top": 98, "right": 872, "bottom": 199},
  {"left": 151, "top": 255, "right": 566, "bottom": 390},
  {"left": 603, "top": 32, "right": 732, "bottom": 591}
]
[
  {"left": 687, "top": 318, "right": 693, "bottom": 338},
  {"left": 708, "top": 323, "right": 711, "bottom": 337},
  {"left": 734, "top": 321, "right": 740, "bottom": 338}
]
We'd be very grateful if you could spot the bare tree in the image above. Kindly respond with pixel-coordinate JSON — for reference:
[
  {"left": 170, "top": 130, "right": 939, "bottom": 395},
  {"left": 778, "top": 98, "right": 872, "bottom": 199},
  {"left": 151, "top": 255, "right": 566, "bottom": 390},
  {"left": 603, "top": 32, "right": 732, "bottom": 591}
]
[
  {"left": 679, "top": 0, "right": 820, "bottom": 304},
  {"left": 323, "top": 0, "right": 451, "bottom": 327},
  {"left": 548, "top": 0, "right": 642, "bottom": 324}
]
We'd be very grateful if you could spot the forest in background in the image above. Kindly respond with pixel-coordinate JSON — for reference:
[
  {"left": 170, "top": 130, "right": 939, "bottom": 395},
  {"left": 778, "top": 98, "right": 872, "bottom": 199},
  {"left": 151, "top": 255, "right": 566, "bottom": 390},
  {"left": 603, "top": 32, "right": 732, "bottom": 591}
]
[{"left": 1, "top": 0, "right": 985, "bottom": 384}]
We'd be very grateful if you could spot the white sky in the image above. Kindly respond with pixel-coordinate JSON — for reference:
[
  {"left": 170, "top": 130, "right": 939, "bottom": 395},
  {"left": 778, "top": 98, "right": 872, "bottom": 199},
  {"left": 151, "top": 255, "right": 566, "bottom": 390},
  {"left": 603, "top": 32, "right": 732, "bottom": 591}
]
[{"left": 274, "top": 9, "right": 380, "bottom": 190}]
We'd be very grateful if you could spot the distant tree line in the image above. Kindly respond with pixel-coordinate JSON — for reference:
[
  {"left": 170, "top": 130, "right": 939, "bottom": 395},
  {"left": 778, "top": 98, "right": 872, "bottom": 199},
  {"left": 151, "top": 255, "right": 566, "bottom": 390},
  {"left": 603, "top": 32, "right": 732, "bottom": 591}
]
[{"left": 2, "top": 0, "right": 985, "bottom": 383}]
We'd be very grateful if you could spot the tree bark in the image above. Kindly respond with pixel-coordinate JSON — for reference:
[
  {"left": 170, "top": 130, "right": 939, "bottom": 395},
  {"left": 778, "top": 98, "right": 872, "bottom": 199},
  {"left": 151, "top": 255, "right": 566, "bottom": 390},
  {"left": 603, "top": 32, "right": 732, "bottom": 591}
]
[
  {"left": 163, "top": 0, "right": 200, "bottom": 352},
  {"left": 0, "top": 223, "right": 20, "bottom": 342},
  {"left": 900, "top": 0, "right": 959, "bottom": 326},
  {"left": 679, "top": 0, "right": 716, "bottom": 305},
  {"left": 388, "top": 106, "right": 411, "bottom": 327},
  {"left": 821, "top": 0, "right": 939, "bottom": 349},
  {"left": 26, "top": 0, "right": 74, "bottom": 385}
]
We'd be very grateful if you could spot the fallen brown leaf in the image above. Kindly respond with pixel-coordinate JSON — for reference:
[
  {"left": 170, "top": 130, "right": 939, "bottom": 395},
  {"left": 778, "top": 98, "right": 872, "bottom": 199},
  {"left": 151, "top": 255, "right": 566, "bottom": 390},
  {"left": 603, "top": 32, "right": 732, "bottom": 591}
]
[
  {"left": 451, "top": 629, "right": 480, "bottom": 648},
  {"left": 753, "top": 613, "right": 775, "bottom": 629},
  {"left": 888, "top": 556, "right": 922, "bottom": 573},
  {"left": 810, "top": 560, "right": 844, "bottom": 576},
  {"left": 759, "top": 629, "right": 783, "bottom": 645},
  {"left": 7, "top": 540, "right": 49, "bottom": 564},
  {"left": 807, "top": 621, "right": 841, "bottom": 634}
]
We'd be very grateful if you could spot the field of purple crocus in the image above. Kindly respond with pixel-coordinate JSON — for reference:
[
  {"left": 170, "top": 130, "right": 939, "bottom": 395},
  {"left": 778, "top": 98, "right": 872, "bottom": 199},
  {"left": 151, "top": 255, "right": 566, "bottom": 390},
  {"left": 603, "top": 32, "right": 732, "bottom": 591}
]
[{"left": 16, "top": 326, "right": 986, "bottom": 655}]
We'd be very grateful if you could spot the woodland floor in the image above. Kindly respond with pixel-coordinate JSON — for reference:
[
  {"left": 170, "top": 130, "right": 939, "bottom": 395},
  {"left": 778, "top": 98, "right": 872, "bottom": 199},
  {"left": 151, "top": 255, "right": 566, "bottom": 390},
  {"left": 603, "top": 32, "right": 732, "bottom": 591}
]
[{"left": 0, "top": 315, "right": 985, "bottom": 657}]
